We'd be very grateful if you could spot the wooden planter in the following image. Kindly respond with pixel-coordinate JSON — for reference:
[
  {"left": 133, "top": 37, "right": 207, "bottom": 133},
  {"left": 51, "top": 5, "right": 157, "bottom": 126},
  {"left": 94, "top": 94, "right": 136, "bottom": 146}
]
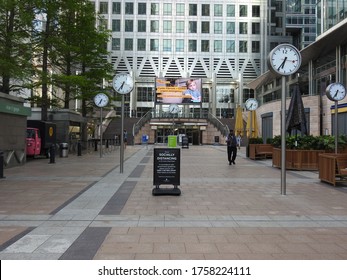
[
  {"left": 272, "top": 148, "right": 325, "bottom": 170},
  {"left": 318, "top": 153, "right": 347, "bottom": 186},
  {"left": 249, "top": 144, "right": 273, "bottom": 160}
]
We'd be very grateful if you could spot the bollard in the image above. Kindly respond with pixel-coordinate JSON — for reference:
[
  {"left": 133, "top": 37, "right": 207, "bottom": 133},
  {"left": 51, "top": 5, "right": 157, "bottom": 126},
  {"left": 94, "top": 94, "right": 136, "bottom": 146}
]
[
  {"left": 0, "top": 150, "right": 5, "bottom": 178},
  {"left": 49, "top": 144, "right": 56, "bottom": 164},
  {"left": 94, "top": 139, "right": 98, "bottom": 151},
  {"left": 77, "top": 141, "right": 82, "bottom": 156}
]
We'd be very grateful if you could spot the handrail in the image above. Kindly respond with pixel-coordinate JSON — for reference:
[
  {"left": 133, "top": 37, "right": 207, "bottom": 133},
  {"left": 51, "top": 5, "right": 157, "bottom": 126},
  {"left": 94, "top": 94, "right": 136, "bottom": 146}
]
[
  {"left": 132, "top": 110, "right": 152, "bottom": 136},
  {"left": 208, "top": 112, "right": 229, "bottom": 136}
]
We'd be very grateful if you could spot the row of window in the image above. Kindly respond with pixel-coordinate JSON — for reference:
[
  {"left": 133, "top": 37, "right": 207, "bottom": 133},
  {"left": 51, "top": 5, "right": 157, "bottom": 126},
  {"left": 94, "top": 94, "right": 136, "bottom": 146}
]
[
  {"left": 97, "top": 2, "right": 261, "bottom": 18},
  {"left": 111, "top": 38, "right": 261, "bottom": 53},
  {"left": 108, "top": 19, "right": 261, "bottom": 35}
]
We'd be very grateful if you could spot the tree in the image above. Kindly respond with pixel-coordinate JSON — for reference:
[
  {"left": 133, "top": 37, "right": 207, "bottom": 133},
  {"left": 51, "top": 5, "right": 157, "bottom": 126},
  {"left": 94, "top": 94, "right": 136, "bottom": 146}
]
[{"left": 0, "top": 0, "right": 35, "bottom": 94}]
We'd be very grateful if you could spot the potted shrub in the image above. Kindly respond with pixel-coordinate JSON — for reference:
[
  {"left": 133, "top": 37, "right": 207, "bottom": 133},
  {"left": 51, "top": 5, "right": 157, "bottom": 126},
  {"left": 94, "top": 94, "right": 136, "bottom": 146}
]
[{"left": 271, "top": 135, "right": 347, "bottom": 170}]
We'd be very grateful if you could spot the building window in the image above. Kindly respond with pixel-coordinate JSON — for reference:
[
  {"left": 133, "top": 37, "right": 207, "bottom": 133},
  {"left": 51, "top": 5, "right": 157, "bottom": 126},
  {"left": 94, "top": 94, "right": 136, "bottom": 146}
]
[
  {"left": 112, "top": 38, "right": 120, "bottom": 50},
  {"left": 137, "top": 87, "right": 154, "bottom": 102},
  {"left": 138, "top": 20, "right": 146, "bottom": 32},
  {"left": 214, "top": 22, "right": 222, "bottom": 34},
  {"left": 188, "top": 40, "right": 197, "bottom": 52},
  {"left": 239, "top": 22, "right": 248, "bottom": 34},
  {"left": 252, "top": 5, "right": 260, "bottom": 17},
  {"left": 163, "top": 39, "right": 172, "bottom": 51},
  {"left": 150, "top": 39, "right": 159, "bottom": 51},
  {"left": 226, "top": 40, "right": 235, "bottom": 53},
  {"left": 163, "top": 21, "right": 172, "bottom": 33},
  {"left": 150, "top": 20, "right": 159, "bottom": 32},
  {"left": 252, "top": 41, "right": 260, "bottom": 53},
  {"left": 151, "top": 3, "right": 159, "bottom": 15},
  {"left": 99, "top": 18, "right": 108, "bottom": 30},
  {"left": 227, "top": 5, "right": 235, "bottom": 17},
  {"left": 125, "top": 2, "right": 133, "bottom": 14},
  {"left": 176, "top": 39, "right": 184, "bottom": 52},
  {"left": 112, "top": 20, "right": 121, "bottom": 32},
  {"left": 125, "top": 20, "right": 133, "bottom": 32},
  {"left": 201, "top": 21, "right": 210, "bottom": 33},
  {"left": 239, "top": 41, "right": 247, "bottom": 52},
  {"left": 124, "top": 38, "right": 133, "bottom": 51},
  {"left": 138, "top": 3, "right": 146, "bottom": 15},
  {"left": 176, "top": 21, "right": 184, "bottom": 33},
  {"left": 214, "top": 40, "right": 222, "bottom": 52},
  {"left": 176, "top": 3, "right": 185, "bottom": 16},
  {"left": 189, "top": 4, "right": 197, "bottom": 16},
  {"left": 226, "top": 22, "right": 235, "bottom": 34},
  {"left": 240, "top": 5, "right": 247, "bottom": 17},
  {"left": 99, "top": 2, "right": 108, "bottom": 14},
  {"left": 137, "top": 39, "right": 146, "bottom": 51},
  {"left": 163, "top": 3, "right": 172, "bottom": 15},
  {"left": 252, "top": 22, "right": 260, "bottom": 34},
  {"left": 112, "top": 2, "right": 121, "bottom": 14},
  {"left": 202, "top": 4, "right": 210, "bottom": 16},
  {"left": 201, "top": 40, "right": 209, "bottom": 52},
  {"left": 189, "top": 21, "right": 197, "bottom": 33},
  {"left": 214, "top": 4, "right": 223, "bottom": 16}
]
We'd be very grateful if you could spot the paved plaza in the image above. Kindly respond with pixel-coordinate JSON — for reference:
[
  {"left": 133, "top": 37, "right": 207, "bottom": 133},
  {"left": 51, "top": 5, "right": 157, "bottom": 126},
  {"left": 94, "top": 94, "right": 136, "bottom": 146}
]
[{"left": 1, "top": 144, "right": 347, "bottom": 260}]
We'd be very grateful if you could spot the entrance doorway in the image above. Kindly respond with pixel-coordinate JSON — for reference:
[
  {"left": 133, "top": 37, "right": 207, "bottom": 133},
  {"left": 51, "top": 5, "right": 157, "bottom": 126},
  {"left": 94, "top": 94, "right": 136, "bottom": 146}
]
[{"left": 155, "top": 127, "right": 202, "bottom": 145}]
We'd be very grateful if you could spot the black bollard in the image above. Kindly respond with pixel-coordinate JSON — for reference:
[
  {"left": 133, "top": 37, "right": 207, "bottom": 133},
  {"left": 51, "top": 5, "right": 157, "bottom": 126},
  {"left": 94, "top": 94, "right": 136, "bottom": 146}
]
[
  {"left": 0, "top": 150, "right": 5, "bottom": 179},
  {"left": 77, "top": 141, "right": 82, "bottom": 156},
  {"left": 49, "top": 144, "right": 56, "bottom": 164},
  {"left": 94, "top": 139, "right": 98, "bottom": 151}
]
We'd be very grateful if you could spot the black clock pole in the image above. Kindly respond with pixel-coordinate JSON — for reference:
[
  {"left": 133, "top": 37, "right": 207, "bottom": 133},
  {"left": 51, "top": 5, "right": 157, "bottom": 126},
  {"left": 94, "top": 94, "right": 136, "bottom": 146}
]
[
  {"left": 281, "top": 76, "right": 286, "bottom": 195},
  {"left": 120, "top": 94, "right": 125, "bottom": 173},
  {"left": 334, "top": 100, "right": 338, "bottom": 154}
]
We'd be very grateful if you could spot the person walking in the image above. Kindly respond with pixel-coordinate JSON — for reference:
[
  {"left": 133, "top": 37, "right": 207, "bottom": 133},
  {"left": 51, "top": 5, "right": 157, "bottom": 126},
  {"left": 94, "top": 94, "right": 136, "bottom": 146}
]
[
  {"left": 123, "top": 129, "right": 128, "bottom": 149},
  {"left": 226, "top": 129, "right": 237, "bottom": 165}
]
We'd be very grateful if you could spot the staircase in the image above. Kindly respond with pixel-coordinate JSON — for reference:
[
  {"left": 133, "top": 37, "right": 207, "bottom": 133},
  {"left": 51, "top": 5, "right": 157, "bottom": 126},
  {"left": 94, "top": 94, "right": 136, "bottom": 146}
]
[{"left": 103, "top": 117, "right": 139, "bottom": 145}]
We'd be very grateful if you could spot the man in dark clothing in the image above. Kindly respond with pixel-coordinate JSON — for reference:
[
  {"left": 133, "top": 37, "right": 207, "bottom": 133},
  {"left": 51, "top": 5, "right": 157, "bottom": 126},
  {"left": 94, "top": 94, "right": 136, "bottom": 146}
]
[{"left": 226, "top": 129, "right": 237, "bottom": 165}]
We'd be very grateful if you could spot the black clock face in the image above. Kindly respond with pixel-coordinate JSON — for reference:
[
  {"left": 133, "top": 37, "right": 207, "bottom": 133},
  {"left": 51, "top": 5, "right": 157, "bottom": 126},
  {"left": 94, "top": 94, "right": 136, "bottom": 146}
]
[{"left": 326, "top": 83, "right": 346, "bottom": 101}]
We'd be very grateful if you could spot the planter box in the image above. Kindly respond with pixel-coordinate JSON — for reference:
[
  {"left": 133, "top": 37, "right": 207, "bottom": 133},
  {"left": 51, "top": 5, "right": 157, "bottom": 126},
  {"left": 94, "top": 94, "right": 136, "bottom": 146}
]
[
  {"left": 272, "top": 148, "right": 325, "bottom": 170},
  {"left": 318, "top": 153, "right": 347, "bottom": 186},
  {"left": 249, "top": 144, "right": 273, "bottom": 160}
]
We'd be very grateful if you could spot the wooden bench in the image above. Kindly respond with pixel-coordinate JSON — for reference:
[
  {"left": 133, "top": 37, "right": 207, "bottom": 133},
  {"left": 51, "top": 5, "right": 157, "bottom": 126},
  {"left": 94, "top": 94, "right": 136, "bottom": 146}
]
[
  {"left": 249, "top": 144, "right": 273, "bottom": 160},
  {"left": 319, "top": 153, "right": 347, "bottom": 186}
]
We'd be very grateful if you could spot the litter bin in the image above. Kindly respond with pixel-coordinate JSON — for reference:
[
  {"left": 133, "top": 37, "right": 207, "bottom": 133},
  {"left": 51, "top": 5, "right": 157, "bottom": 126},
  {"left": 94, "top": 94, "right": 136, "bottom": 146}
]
[{"left": 60, "top": 143, "right": 69, "bottom": 157}]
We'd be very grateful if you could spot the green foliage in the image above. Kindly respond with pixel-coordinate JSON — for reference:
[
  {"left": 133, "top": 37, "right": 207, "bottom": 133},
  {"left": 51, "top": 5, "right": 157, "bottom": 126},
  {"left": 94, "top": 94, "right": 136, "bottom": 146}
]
[
  {"left": 249, "top": 137, "right": 264, "bottom": 144},
  {"left": 271, "top": 134, "right": 347, "bottom": 151}
]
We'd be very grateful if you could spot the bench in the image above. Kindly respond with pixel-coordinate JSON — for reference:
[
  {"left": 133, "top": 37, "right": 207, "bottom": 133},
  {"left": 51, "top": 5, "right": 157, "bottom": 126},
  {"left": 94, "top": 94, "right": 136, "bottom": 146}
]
[
  {"left": 249, "top": 144, "right": 273, "bottom": 160},
  {"left": 319, "top": 153, "right": 347, "bottom": 186}
]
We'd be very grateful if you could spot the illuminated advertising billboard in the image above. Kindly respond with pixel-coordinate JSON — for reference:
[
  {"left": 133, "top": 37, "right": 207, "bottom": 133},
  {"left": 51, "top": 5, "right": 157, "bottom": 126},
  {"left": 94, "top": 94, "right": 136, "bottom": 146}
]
[{"left": 155, "top": 78, "right": 202, "bottom": 104}]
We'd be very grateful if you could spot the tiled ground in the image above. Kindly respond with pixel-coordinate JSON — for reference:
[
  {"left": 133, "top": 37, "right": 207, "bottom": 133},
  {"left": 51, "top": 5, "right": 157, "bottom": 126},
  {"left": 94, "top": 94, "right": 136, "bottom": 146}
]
[{"left": 1, "top": 145, "right": 347, "bottom": 260}]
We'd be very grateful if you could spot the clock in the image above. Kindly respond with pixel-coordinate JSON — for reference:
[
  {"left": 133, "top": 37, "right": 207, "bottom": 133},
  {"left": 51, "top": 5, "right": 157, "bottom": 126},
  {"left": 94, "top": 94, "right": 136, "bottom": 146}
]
[
  {"left": 326, "top": 83, "right": 346, "bottom": 101},
  {"left": 245, "top": 98, "right": 258, "bottom": 111},
  {"left": 169, "top": 104, "right": 179, "bottom": 114},
  {"left": 268, "top": 44, "right": 302, "bottom": 76},
  {"left": 112, "top": 73, "right": 134, "bottom": 94},
  {"left": 94, "top": 93, "right": 109, "bottom": 107}
]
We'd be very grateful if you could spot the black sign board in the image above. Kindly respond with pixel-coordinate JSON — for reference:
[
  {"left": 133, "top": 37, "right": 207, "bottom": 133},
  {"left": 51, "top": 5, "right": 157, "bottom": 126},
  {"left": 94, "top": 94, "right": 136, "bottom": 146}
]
[{"left": 153, "top": 148, "right": 180, "bottom": 187}]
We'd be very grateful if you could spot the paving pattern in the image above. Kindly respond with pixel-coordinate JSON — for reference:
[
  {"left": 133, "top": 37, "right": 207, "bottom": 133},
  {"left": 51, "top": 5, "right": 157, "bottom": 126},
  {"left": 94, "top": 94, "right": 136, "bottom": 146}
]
[{"left": 1, "top": 145, "right": 347, "bottom": 260}]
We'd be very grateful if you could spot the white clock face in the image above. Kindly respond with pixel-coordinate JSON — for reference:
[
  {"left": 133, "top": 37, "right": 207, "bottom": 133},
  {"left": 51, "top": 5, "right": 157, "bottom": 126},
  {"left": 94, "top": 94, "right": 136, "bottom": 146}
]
[
  {"left": 268, "top": 44, "right": 302, "bottom": 76},
  {"left": 326, "top": 83, "right": 346, "bottom": 101},
  {"left": 245, "top": 98, "right": 258, "bottom": 111},
  {"left": 169, "top": 104, "right": 179, "bottom": 114},
  {"left": 112, "top": 73, "right": 134, "bottom": 94},
  {"left": 94, "top": 93, "right": 109, "bottom": 107}
]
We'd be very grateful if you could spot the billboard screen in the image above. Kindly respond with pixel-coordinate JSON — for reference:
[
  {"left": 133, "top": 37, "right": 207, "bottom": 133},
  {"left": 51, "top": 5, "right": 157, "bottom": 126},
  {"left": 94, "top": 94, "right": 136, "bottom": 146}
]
[{"left": 155, "top": 78, "right": 202, "bottom": 104}]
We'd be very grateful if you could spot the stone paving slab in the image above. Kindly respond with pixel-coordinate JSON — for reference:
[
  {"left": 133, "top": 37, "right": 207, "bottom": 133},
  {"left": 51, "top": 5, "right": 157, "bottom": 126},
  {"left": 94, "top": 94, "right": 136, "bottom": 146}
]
[{"left": 1, "top": 145, "right": 347, "bottom": 260}]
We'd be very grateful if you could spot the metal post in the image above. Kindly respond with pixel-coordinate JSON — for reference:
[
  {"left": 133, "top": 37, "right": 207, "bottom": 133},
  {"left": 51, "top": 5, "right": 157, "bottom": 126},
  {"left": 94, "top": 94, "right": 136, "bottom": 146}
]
[
  {"left": 335, "top": 100, "right": 338, "bottom": 154},
  {"left": 281, "top": 76, "right": 286, "bottom": 195},
  {"left": 100, "top": 107, "right": 103, "bottom": 158},
  {"left": 120, "top": 94, "right": 125, "bottom": 173}
]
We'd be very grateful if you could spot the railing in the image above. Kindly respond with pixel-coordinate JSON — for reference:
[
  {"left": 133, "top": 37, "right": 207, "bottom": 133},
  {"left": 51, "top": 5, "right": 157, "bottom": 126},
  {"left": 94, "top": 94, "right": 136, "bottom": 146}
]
[
  {"left": 133, "top": 110, "right": 152, "bottom": 136},
  {"left": 208, "top": 112, "right": 229, "bottom": 136}
]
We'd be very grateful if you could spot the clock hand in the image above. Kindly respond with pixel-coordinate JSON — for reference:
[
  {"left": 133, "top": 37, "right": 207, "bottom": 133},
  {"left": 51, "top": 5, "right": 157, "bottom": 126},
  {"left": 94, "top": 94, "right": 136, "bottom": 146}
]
[
  {"left": 333, "top": 90, "right": 339, "bottom": 98},
  {"left": 277, "top": 57, "right": 287, "bottom": 70},
  {"left": 118, "top": 81, "right": 125, "bottom": 91},
  {"left": 98, "top": 99, "right": 102, "bottom": 105}
]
